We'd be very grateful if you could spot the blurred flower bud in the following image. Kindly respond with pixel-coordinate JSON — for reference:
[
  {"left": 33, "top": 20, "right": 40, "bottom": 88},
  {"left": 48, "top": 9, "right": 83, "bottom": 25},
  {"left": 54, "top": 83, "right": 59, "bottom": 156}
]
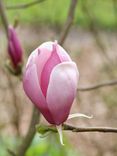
[{"left": 8, "top": 26, "right": 23, "bottom": 73}]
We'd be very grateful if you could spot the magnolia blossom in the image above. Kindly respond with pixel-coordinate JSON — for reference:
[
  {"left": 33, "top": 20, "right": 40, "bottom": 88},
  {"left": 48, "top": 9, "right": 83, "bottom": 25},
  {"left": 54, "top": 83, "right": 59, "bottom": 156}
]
[
  {"left": 8, "top": 26, "right": 23, "bottom": 69},
  {"left": 23, "top": 41, "right": 91, "bottom": 145}
]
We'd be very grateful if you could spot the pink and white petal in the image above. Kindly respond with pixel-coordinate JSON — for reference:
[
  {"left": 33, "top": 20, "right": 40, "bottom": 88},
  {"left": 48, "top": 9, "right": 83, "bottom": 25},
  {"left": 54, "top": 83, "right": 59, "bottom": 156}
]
[
  {"left": 26, "top": 49, "right": 38, "bottom": 68},
  {"left": 35, "top": 42, "right": 56, "bottom": 83},
  {"left": 35, "top": 47, "right": 53, "bottom": 83},
  {"left": 46, "top": 62, "right": 79, "bottom": 125},
  {"left": 31, "top": 41, "right": 72, "bottom": 84},
  {"left": 23, "top": 64, "right": 54, "bottom": 124},
  {"left": 39, "top": 41, "right": 54, "bottom": 51},
  {"left": 39, "top": 41, "right": 71, "bottom": 62},
  {"left": 40, "top": 45, "right": 61, "bottom": 97},
  {"left": 56, "top": 44, "right": 72, "bottom": 62},
  {"left": 26, "top": 46, "right": 52, "bottom": 83}
]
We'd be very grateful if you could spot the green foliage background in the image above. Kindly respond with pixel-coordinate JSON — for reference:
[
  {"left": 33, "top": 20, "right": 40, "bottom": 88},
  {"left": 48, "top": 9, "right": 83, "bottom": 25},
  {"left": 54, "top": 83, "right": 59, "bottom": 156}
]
[
  {"left": 5, "top": 0, "right": 117, "bottom": 29},
  {"left": 0, "top": 134, "right": 80, "bottom": 156}
]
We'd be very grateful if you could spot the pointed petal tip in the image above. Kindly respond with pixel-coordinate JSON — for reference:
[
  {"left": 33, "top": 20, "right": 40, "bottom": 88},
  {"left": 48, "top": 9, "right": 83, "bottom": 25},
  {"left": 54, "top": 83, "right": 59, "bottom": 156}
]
[{"left": 52, "top": 40, "right": 58, "bottom": 53}]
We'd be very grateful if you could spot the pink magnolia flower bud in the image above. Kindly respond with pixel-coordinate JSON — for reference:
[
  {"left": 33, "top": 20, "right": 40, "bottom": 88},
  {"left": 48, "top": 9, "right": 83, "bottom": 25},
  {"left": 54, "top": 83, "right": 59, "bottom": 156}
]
[
  {"left": 8, "top": 26, "right": 23, "bottom": 69},
  {"left": 23, "top": 41, "right": 79, "bottom": 126}
]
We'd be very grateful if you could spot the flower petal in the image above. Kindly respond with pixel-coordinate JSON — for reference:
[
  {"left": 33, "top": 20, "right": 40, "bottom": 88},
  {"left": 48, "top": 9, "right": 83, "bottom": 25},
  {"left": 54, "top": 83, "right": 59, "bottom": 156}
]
[
  {"left": 40, "top": 42, "right": 61, "bottom": 97},
  {"left": 26, "top": 50, "right": 38, "bottom": 68},
  {"left": 46, "top": 62, "right": 79, "bottom": 125},
  {"left": 23, "top": 64, "right": 54, "bottom": 124},
  {"left": 11, "top": 32, "right": 22, "bottom": 62},
  {"left": 27, "top": 41, "right": 71, "bottom": 85},
  {"left": 26, "top": 47, "right": 52, "bottom": 83},
  {"left": 39, "top": 41, "right": 71, "bottom": 62},
  {"left": 55, "top": 41, "right": 71, "bottom": 62},
  {"left": 68, "top": 113, "right": 93, "bottom": 120},
  {"left": 8, "top": 26, "right": 22, "bottom": 65},
  {"left": 8, "top": 40, "right": 18, "bottom": 66},
  {"left": 35, "top": 48, "right": 52, "bottom": 83},
  {"left": 26, "top": 42, "right": 55, "bottom": 81}
]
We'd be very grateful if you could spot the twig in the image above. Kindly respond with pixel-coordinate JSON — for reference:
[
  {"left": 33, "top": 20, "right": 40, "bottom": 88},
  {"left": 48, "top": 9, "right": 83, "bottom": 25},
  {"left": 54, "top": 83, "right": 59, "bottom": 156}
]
[
  {"left": 0, "top": 0, "right": 9, "bottom": 36},
  {"left": 59, "top": 0, "right": 78, "bottom": 45},
  {"left": 6, "top": 0, "right": 46, "bottom": 10},
  {"left": 63, "top": 124, "right": 117, "bottom": 133},
  {"left": 37, "top": 124, "right": 117, "bottom": 134},
  {"left": 78, "top": 79, "right": 117, "bottom": 91},
  {"left": 16, "top": 106, "right": 40, "bottom": 156}
]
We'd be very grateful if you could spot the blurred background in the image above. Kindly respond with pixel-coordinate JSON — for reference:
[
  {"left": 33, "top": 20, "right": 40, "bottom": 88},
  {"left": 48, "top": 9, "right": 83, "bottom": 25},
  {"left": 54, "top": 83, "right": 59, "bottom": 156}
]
[{"left": 0, "top": 0, "right": 117, "bottom": 156}]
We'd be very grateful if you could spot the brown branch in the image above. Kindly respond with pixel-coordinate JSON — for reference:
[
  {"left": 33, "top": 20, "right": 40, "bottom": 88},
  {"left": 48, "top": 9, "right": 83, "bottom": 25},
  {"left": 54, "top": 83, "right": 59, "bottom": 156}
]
[
  {"left": 63, "top": 124, "right": 117, "bottom": 133},
  {"left": 6, "top": 0, "right": 46, "bottom": 10},
  {"left": 59, "top": 0, "right": 78, "bottom": 46},
  {"left": 16, "top": 106, "right": 40, "bottom": 156},
  {"left": 0, "top": 0, "right": 9, "bottom": 37},
  {"left": 78, "top": 79, "right": 117, "bottom": 91},
  {"left": 37, "top": 124, "right": 117, "bottom": 134}
]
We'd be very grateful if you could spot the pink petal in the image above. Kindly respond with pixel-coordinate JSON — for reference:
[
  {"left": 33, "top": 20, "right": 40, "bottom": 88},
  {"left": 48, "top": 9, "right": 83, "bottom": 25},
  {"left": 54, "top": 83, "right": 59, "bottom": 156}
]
[
  {"left": 35, "top": 48, "right": 52, "bottom": 83},
  {"left": 40, "top": 41, "right": 71, "bottom": 62},
  {"left": 23, "top": 64, "right": 54, "bottom": 124},
  {"left": 27, "top": 41, "right": 71, "bottom": 86},
  {"left": 26, "top": 42, "right": 54, "bottom": 82},
  {"left": 46, "top": 62, "right": 79, "bottom": 125},
  {"left": 40, "top": 43, "right": 61, "bottom": 97},
  {"left": 26, "top": 50, "right": 38, "bottom": 68},
  {"left": 8, "top": 26, "right": 22, "bottom": 65},
  {"left": 26, "top": 47, "right": 51, "bottom": 81},
  {"left": 28, "top": 42, "right": 55, "bottom": 84},
  {"left": 8, "top": 40, "right": 18, "bottom": 67},
  {"left": 56, "top": 44, "right": 71, "bottom": 62}
]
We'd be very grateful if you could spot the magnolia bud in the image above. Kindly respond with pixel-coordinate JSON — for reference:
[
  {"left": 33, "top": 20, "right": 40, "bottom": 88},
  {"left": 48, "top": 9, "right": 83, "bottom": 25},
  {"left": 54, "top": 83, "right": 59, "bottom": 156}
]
[
  {"left": 8, "top": 26, "right": 23, "bottom": 70},
  {"left": 23, "top": 41, "right": 88, "bottom": 145},
  {"left": 23, "top": 41, "right": 79, "bottom": 125}
]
